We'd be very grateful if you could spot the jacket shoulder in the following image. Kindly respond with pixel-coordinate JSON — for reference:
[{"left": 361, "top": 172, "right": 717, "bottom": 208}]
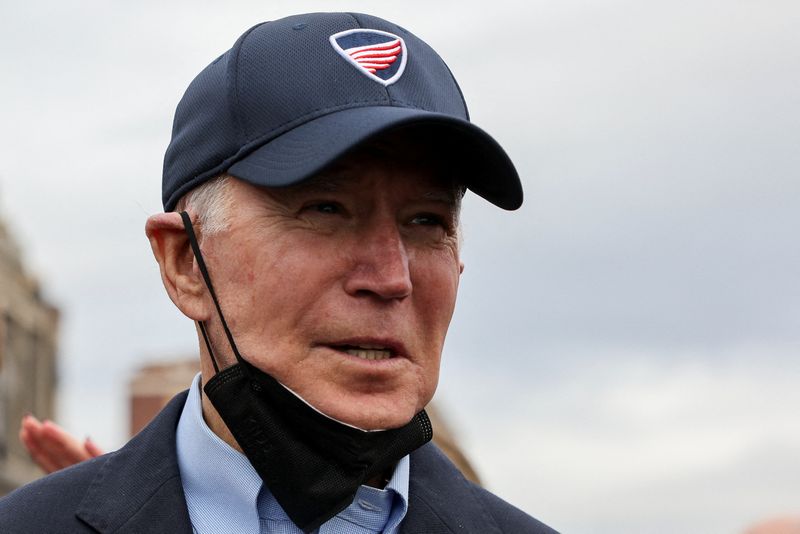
[
  {"left": 0, "top": 456, "right": 105, "bottom": 532},
  {"left": 404, "top": 443, "right": 558, "bottom": 533},
  {"left": 0, "top": 391, "right": 192, "bottom": 534},
  {"left": 468, "top": 482, "right": 558, "bottom": 534}
]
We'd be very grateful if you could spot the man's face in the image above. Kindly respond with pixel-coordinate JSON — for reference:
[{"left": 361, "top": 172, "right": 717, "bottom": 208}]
[{"left": 199, "top": 149, "right": 462, "bottom": 430}]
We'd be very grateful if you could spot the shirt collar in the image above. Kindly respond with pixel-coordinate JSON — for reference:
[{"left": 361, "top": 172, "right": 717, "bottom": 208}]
[
  {"left": 257, "top": 454, "right": 410, "bottom": 533},
  {"left": 176, "top": 373, "right": 262, "bottom": 533},
  {"left": 382, "top": 453, "right": 410, "bottom": 533}
]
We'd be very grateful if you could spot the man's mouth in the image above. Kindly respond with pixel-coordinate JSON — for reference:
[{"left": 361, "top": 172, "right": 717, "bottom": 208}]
[{"left": 330, "top": 343, "right": 396, "bottom": 361}]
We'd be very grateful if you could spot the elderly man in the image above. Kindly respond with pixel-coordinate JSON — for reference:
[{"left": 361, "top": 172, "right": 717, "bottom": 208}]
[{"left": 1, "top": 12, "right": 555, "bottom": 534}]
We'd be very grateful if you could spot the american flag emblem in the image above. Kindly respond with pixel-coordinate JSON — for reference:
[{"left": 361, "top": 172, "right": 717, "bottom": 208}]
[{"left": 329, "top": 29, "right": 408, "bottom": 86}]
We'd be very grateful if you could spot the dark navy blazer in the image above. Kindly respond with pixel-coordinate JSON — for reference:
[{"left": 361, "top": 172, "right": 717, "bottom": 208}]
[{"left": 0, "top": 392, "right": 556, "bottom": 533}]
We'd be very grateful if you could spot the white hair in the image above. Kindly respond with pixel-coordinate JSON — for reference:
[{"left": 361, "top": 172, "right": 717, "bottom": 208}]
[{"left": 174, "top": 175, "right": 233, "bottom": 239}]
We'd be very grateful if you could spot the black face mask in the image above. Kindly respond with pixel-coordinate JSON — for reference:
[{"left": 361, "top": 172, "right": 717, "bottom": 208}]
[{"left": 180, "top": 212, "right": 433, "bottom": 533}]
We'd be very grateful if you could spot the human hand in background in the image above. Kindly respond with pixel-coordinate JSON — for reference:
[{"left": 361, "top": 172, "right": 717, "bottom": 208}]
[{"left": 19, "top": 415, "right": 103, "bottom": 474}]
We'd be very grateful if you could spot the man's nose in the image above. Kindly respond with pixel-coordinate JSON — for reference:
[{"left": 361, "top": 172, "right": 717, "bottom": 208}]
[{"left": 343, "top": 221, "right": 412, "bottom": 301}]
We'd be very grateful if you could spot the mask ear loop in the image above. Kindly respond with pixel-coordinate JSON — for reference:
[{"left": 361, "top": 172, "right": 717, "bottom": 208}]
[
  {"left": 197, "top": 322, "right": 219, "bottom": 374},
  {"left": 180, "top": 211, "right": 246, "bottom": 374}
]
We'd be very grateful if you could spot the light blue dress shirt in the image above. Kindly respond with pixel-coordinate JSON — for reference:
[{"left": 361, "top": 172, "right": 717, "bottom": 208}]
[{"left": 176, "top": 374, "right": 410, "bottom": 533}]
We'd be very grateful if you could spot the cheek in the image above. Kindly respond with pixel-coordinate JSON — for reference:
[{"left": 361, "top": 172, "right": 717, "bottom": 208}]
[
  {"left": 217, "top": 237, "right": 328, "bottom": 333},
  {"left": 251, "top": 254, "right": 323, "bottom": 309},
  {"left": 411, "top": 251, "right": 461, "bottom": 338}
]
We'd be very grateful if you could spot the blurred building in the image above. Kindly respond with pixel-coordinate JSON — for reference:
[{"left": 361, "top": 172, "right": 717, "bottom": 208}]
[
  {"left": 0, "top": 216, "right": 59, "bottom": 495},
  {"left": 129, "top": 359, "right": 199, "bottom": 437},
  {"left": 130, "top": 359, "right": 482, "bottom": 484}
]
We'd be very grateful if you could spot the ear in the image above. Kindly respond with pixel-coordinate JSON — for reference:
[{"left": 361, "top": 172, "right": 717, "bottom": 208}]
[
  {"left": 145, "top": 212, "right": 211, "bottom": 321},
  {"left": 459, "top": 260, "right": 465, "bottom": 275}
]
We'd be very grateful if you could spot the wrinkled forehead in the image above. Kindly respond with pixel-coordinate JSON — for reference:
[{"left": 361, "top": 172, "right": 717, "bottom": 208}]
[
  {"left": 317, "top": 155, "right": 461, "bottom": 201},
  {"left": 298, "top": 127, "right": 466, "bottom": 203}
]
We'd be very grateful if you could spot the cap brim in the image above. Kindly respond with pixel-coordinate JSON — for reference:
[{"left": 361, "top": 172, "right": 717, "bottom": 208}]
[{"left": 227, "top": 106, "right": 522, "bottom": 210}]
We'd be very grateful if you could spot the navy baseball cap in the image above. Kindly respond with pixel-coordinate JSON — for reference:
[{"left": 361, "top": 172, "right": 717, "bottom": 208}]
[{"left": 162, "top": 12, "right": 523, "bottom": 212}]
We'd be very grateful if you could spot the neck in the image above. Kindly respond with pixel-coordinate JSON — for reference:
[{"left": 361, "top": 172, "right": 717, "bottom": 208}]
[
  {"left": 200, "top": 381, "right": 243, "bottom": 452},
  {"left": 365, "top": 472, "right": 391, "bottom": 489}
]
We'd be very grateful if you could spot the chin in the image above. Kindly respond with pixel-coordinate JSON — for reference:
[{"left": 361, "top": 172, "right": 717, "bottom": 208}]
[{"left": 323, "top": 396, "right": 422, "bottom": 431}]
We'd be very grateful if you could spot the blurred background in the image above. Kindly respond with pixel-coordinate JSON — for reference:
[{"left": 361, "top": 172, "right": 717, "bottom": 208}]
[{"left": 1, "top": 1, "right": 798, "bottom": 533}]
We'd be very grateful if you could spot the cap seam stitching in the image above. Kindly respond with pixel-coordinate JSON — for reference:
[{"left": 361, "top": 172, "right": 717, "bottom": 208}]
[{"left": 230, "top": 23, "right": 266, "bottom": 142}]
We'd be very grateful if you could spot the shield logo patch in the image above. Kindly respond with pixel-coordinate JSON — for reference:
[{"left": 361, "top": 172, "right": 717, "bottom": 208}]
[{"left": 329, "top": 29, "right": 407, "bottom": 86}]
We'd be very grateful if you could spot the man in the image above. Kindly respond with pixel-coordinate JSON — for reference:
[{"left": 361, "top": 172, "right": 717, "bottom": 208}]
[{"left": 0, "top": 12, "right": 555, "bottom": 533}]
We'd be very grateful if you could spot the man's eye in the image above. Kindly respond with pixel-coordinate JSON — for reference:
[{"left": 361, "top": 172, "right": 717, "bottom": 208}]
[
  {"left": 309, "top": 202, "right": 340, "bottom": 214},
  {"left": 411, "top": 213, "right": 446, "bottom": 227}
]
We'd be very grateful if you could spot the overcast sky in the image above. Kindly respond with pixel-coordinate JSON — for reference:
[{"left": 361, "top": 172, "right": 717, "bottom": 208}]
[{"left": 1, "top": 1, "right": 799, "bottom": 533}]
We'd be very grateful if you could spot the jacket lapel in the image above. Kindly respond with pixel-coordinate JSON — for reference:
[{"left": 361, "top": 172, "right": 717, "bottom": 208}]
[
  {"left": 401, "top": 443, "right": 501, "bottom": 534},
  {"left": 76, "top": 391, "right": 193, "bottom": 533}
]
